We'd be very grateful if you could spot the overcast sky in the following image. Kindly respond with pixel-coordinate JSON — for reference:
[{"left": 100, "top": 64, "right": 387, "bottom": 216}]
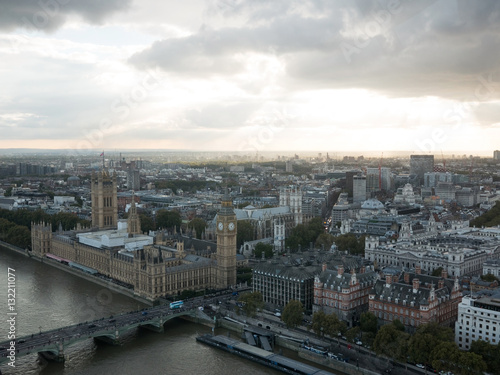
[{"left": 1, "top": 0, "right": 499, "bottom": 154}]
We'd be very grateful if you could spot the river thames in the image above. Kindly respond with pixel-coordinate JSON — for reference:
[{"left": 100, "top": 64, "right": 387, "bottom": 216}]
[{"left": 0, "top": 248, "right": 326, "bottom": 375}]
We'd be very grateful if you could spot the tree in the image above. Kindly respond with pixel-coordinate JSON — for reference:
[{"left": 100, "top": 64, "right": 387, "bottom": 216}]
[
  {"left": 360, "top": 312, "right": 378, "bottom": 334},
  {"left": 470, "top": 340, "right": 500, "bottom": 374},
  {"left": 237, "top": 220, "right": 254, "bottom": 248},
  {"left": 188, "top": 217, "right": 206, "bottom": 239},
  {"left": 285, "top": 217, "right": 325, "bottom": 251},
  {"left": 282, "top": 300, "right": 304, "bottom": 329},
  {"left": 408, "top": 331, "right": 436, "bottom": 366},
  {"left": 254, "top": 242, "right": 273, "bottom": 259},
  {"left": 431, "top": 267, "right": 444, "bottom": 277},
  {"left": 373, "top": 323, "right": 408, "bottom": 362},
  {"left": 346, "top": 326, "right": 361, "bottom": 343},
  {"left": 324, "top": 313, "right": 344, "bottom": 338},
  {"left": 140, "top": 214, "right": 155, "bottom": 233},
  {"left": 481, "top": 273, "right": 498, "bottom": 282},
  {"left": 156, "top": 209, "right": 181, "bottom": 230},
  {"left": 311, "top": 310, "right": 326, "bottom": 337},
  {"left": 457, "top": 351, "right": 487, "bottom": 375},
  {"left": 334, "top": 233, "right": 365, "bottom": 255},
  {"left": 238, "top": 292, "right": 264, "bottom": 318},
  {"left": 315, "top": 232, "right": 335, "bottom": 250},
  {"left": 392, "top": 319, "right": 405, "bottom": 332},
  {"left": 430, "top": 341, "right": 461, "bottom": 373},
  {"left": 4, "top": 187, "right": 12, "bottom": 196}
]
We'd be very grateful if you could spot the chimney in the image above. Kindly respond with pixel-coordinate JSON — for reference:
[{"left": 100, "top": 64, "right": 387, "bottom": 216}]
[
  {"left": 338, "top": 266, "right": 344, "bottom": 276},
  {"left": 404, "top": 272, "right": 410, "bottom": 284},
  {"left": 413, "top": 278, "right": 420, "bottom": 292},
  {"left": 416, "top": 265, "right": 421, "bottom": 275},
  {"left": 386, "top": 275, "right": 392, "bottom": 286},
  {"left": 322, "top": 263, "right": 327, "bottom": 272},
  {"left": 441, "top": 269, "right": 448, "bottom": 279},
  {"left": 360, "top": 266, "right": 366, "bottom": 274},
  {"left": 438, "top": 279, "right": 444, "bottom": 289}
]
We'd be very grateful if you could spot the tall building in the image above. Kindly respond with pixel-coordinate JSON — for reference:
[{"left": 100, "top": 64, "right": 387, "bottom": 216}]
[
  {"left": 353, "top": 175, "right": 366, "bottom": 203},
  {"left": 366, "top": 167, "right": 392, "bottom": 192},
  {"left": 410, "top": 155, "right": 434, "bottom": 185},
  {"left": 216, "top": 192, "right": 237, "bottom": 289},
  {"left": 127, "top": 198, "right": 141, "bottom": 235},
  {"left": 424, "top": 172, "right": 453, "bottom": 188},
  {"left": 127, "top": 167, "right": 140, "bottom": 191},
  {"left": 279, "top": 185, "right": 303, "bottom": 225},
  {"left": 91, "top": 170, "right": 118, "bottom": 230},
  {"left": 494, "top": 150, "right": 500, "bottom": 160}
]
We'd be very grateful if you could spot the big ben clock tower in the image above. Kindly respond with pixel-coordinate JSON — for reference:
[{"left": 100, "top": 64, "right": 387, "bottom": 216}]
[{"left": 216, "top": 191, "right": 237, "bottom": 289}]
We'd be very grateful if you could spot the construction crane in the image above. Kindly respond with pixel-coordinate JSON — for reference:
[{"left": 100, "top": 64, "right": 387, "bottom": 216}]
[{"left": 378, "top": 152, "right": 383, "bottom": 191}]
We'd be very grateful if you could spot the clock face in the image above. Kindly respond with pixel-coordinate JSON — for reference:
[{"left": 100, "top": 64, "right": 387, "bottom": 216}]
[
  {"left": 228, "top": 222, "right": 235, "bottom": 231},
  {"left": 218, "top": 222, "right": 224, "bottom": 230}
]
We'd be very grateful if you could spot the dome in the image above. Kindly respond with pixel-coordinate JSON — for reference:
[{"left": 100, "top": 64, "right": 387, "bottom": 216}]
[
  {"left": 361, "top": 199, "right": 384, "bottom": 210},
  {"left": 67, "top": 176, "right": 80, "bottom": 181}
]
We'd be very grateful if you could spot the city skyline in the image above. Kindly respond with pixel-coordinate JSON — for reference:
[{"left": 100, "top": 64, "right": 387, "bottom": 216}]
[{"left": 1, "top": 1, "right": 500, "bottom": 153}]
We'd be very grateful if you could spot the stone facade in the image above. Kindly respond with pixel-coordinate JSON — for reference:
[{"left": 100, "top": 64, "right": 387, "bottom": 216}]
[
  {"left": 31, "top": 171, "right": 238, "bottom": 301},
  {"left": 455, "top": 293, "right": 500, "bottom": 350},
  {"left": 91, "top": 170, "right": 118, "bottom": 229}
]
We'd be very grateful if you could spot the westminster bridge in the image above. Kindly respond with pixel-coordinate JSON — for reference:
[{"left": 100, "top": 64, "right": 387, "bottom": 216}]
[{"left": 0, "top": 293, "right": 234, "bottom": 366}]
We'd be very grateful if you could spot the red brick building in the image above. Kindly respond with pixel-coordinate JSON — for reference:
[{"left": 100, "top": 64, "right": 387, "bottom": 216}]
[
  {"left": 369, "top": 268, "right": 461, "bottom": 332},
  {"left": 313, "top": 264, "right": 378, "bottom": 327}
]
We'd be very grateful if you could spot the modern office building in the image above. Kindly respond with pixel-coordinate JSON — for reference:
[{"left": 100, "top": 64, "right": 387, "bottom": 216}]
[
  {"left": 410, "top": 155, "right": 434, "bottom": 185},
  {"left": 353, "top": 175, "right": 367, "bottom": 203},
  {"left": 366, "top": 167, "right": 392, "bottom": 192}
]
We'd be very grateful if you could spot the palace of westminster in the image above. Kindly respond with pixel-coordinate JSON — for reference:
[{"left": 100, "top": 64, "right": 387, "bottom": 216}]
[{"left": 31, "top": 170, "right": 237, "bottom": 300}]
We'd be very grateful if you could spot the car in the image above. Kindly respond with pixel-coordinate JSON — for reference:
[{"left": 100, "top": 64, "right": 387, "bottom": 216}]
[
  {"left": 142, "top": 311, "right": 148, "bottom": 316},
  {"left": 274, "top": 312, "right": 281, "bottom": 317},
  {"left": 416, "top": 364, "right": 425, "bottom": 369},
  {"left": 356, "top": 340, "right": 362, "bottom": 345}
]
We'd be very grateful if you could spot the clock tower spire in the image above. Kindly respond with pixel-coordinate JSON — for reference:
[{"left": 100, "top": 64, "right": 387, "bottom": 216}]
[{"left": 216, "top": 189, "right": 237, "bottom": 289}]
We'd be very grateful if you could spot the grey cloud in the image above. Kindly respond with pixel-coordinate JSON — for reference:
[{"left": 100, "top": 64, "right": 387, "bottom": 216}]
[
  {"left": 129, "top": 0, "right": 500, "bottom": 100},
  {"left": 0, "top": 0, "right": 132, "bottom": 32},
  {"left": 129, "top": 14, "right": 343, "bottom": 75}
]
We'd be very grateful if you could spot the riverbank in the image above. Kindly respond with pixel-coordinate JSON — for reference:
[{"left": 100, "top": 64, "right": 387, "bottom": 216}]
[
  {"left": 0, "top": 241, "right": 153, "bottom": 306},
  {"left": 217, "top": 313, "right": 392, "bottom": 375}
]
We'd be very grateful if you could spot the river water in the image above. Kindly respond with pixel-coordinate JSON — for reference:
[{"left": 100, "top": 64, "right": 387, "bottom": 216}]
[{"left": 0, "top": 249, "right": 331, "bottom": 375}]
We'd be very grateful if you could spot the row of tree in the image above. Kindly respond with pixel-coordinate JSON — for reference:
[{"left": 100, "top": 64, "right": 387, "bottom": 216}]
[
  {"left": 0, "top": 218, "right": 31, "bottom": 248},
  {"left": 0, "top": 208, "right": 90, "bottom": 232},
  {"left": 373, "top": 321, "right": 486, "bottom": 375},
  {"left": 470, "top": 201, "right": 500, "bottom": 227}
]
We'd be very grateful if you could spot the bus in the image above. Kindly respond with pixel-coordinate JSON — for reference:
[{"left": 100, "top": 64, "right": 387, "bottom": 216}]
[{"left": 170, "top": 301, "right": 184, "bottom": 309}]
